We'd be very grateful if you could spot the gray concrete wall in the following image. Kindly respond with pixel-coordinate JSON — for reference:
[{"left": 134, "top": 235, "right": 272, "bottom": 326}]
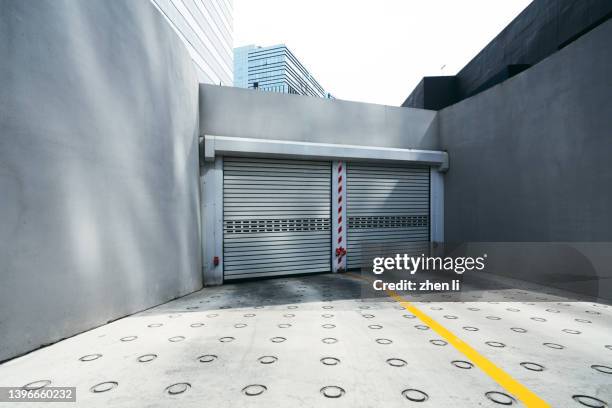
[
  {"left": 439, "top": 19, "right": 612, "bottom": 299},
  {"left": 200, "top": 84, "right": 440, "bottom": 150},
  {"left": 0, "top": 0, "right": 201, "bottom": 362}
]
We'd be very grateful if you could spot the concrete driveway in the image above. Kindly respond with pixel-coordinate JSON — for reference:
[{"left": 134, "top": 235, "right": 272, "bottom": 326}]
[{"left": 0, "top": 273, "right": 610, "bottom": 407}]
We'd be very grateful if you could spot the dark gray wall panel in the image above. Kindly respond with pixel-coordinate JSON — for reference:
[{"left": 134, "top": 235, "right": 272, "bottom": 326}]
[
  {"left": 458, "top": 0, "right": 612, "bottom": 98},
  {"left": 0, "top": 0, "right": 201, "bottom": 361},
  {"left": 439, "top": 19, "right": 612, "bottom": 299},
  {"left": 402, "top": 0, "right": 612, "bottom": 109}
]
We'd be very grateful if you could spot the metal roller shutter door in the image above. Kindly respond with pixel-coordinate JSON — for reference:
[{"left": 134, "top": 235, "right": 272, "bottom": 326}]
[
  {"left": 223, "top": 157, "right": 331, "bottom": 279},
  {"left": 346, "top": 163, "right": 430, "bottom": 270}
]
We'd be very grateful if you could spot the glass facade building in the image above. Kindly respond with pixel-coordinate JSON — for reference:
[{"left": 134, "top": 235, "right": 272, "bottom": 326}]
[
  {"left": 150, "top": 0, "right": 233, "bottom": 85},
  {"left": 234, "top": 44, "right": 333, "bottom": 98}
]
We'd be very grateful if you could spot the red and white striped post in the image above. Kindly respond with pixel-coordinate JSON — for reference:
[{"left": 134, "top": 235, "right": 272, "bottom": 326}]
[{"left": 332, "top": 161, "right": 347, "bottom": 272}]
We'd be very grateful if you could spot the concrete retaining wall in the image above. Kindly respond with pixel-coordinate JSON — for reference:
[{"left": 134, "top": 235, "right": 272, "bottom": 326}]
[
  {"left": 439, "top": 19, "right": 612, "bottom": 299},
  {"left": 0, "top": 0, "right": 201, "bottom": 362},
  {"left": 200, "top": 84, "right": 440, "bottom": 150}
]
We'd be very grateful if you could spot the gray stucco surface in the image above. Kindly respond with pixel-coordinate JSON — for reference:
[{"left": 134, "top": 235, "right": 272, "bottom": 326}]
[
  {"left": 439, "top": 20, "right": 612, "bottom": 299},
  {"left": 199, "top": 84, "right": 440, "bottom": 150},
  {"left": 0, "top": 0, "right": 201, "bottom": 362}
]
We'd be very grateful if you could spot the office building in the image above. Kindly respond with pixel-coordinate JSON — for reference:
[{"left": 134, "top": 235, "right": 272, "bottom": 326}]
[
  {"left": 151, "top": 0, "right": 233, "bottom": 85},
  {"left": 234, "top": 44, "right": 333, "bottom": 97}
]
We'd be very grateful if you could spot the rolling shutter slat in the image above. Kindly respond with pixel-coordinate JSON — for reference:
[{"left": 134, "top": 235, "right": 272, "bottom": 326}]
[{"left": 223, "top": 157, "right": 331, "bottom": 279}]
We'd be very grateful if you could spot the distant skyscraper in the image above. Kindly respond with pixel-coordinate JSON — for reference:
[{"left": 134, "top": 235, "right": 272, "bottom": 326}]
[
  {"left": 234, "top": 44, "right": 334, "bottom": 98},
  {"left": 150, "top": 0, "right": 233, "bottom": 85}
]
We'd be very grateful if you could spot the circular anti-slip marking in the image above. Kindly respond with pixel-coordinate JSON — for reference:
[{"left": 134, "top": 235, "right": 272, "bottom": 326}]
[
  {"left": 198, "top": 354, "right": 217, "bottom": 363},
  {"left": 562, "top": 329, "right": 581, "bottom": 334},
  {"left": 148, "top": 323, "right": 163, "bottom": 328},
  {"left": 368, "top": 324, "right": 383, "bottom": 329},
  {"left": 137, "top": 354, "right": 158, "bottom": 363},
  {"left": 572, "top": 395, "right": 608, "bottom": 408},
  {"left": 23, "top": 380, "right": 51, "bottom": 390},
  {"left": 443, "top": 315, "right": 458, "bottom": 319},
  {"left": 79, "top": 354, "right": 102, "bottom": 362},
  {"left": 283, "top": 314, "right": 295, "bottom": 318},
  {"left": 451, "top": 360, "right": 474, "bottom": 369},
  {"left": 402, "top": 388, "right": 428, "bottom": 402},
  {"left": 362, "top": 314, "right": 375, "bottom": 318},
  {"left": 585, "top": 310, "right": 601, "bottom": 315},
  {"left": 219, "top": 336, "right": 235, "bottom": 343},
  {"left": 270, "top": 336, "right": 286, "bottom": 343},
  {"left": 165, "top": 383, "right": 191, "bottom": 395},
  {"left": 234, "top": 323, "right": 247, "bottom": 328},
  {"left": 258, "top": 355, "right": 278, "bottom": 364},
  {"left": 463, "top": 326, "right": 479, "bottom": 331},
  {"left": 190, "top": 323, "right": 205, "bottom": 328},
  {"left": 486, "top": 316, "right": 501, "bottom": 321},
  {"left": 510, "top": 327, "right": 527, "bottom": 333},
  {"left": 242, "top": 384, "right": 267, "bottom": 396},
  {"left": 90, "top": 381, "right": 118, "bottom": 393},
  {"left": 403, "top": 314, "right": 416, "bottom": 319},
  {"left": 531, "top": 317, "right": 547, "bottom": 322},
  {"left": 485, "top": 391, "right": 516, "bottom": 405},
  {"left": 120, "top": 336, "right": 137, "bottom": 342},
  {"left": 520, "top": 362, "right": 544, "bottom": 372},
  {"left": 322, "top": 337, "right": 338, "bottom": 344},
  {"left": 320, "top": 357, "right": 341, "bottom": 366},
  {"left": 322, "top": 324, "right": 336, "bottom": 329},
  {"left": 543, "top": 342, "right": 565, "bottom": 350},
  {"left": 414, "top": 325, "right": 430, "bottom": 330},
  {"left": 485, "top": 341, "right": 506, "bottom": 348},
  {"left": 278, "top": 323, "right": 292, "bottom": 328},
  {"left": 387, "top": 358, "right": 407, "bottom": 367},
  {"left": 376, "top": 338, "right": 393, "bottom": 345},
  {"left": 320, "top": 386, "right": 345, "bottom": 398},
  {"left": 168, "top": 336, "right": 186, "bottom": 342},
  {"left": 430, "top": 339, "right": 448, "bottom": 346},
  {"left": 591, "top": 365, "right": 612, "bottom": 374}
]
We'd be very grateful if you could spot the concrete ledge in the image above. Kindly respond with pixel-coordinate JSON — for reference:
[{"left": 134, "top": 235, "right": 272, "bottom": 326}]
[{"left": 204, "top": 135, "right": 449, "bottom": 171}]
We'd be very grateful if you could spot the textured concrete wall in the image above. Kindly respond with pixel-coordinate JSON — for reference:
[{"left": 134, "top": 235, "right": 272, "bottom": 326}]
[
  {"left": 200, "top": 84, "right": 439, "bottom": 150},
  {"left": 457, "top": 0, "right": 612, "bottom": 98},
  {"left": 439, "top": 20, "right": 612, "bottom": 299},
  {"left": 403, "top": 0, "right": 612, "bottom": 110},
  {"left": 0, "top": 0, "right": 201, "bottom": 362}
]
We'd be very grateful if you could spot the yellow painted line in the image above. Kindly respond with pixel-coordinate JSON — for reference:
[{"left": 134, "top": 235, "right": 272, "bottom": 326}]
[{"left": 348, "top": 273, "right": 550, "bottom": 408}]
